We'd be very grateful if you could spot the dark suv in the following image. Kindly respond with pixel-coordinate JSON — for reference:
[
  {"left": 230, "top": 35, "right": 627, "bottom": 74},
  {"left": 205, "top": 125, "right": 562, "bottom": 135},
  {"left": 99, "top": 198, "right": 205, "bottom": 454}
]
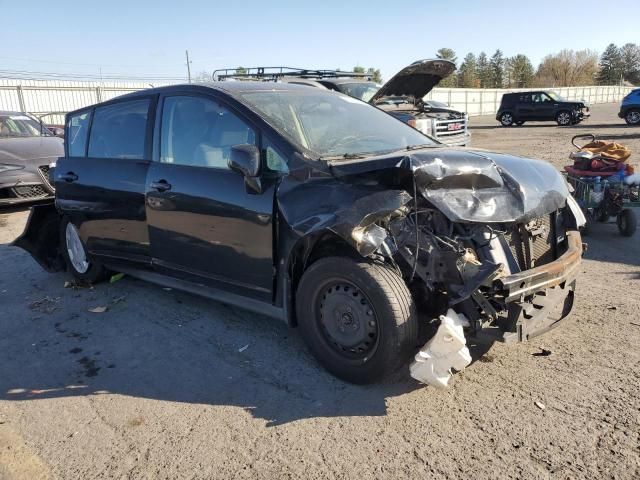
[
  {"left": 16, "top": 82, "right": 584, "bottom": 385},
  {"left": 497, "top": 91, "right": 590, "bottom": 126},
  {"left": 618, "top": 88, "right": 640, "bottom": 125}
]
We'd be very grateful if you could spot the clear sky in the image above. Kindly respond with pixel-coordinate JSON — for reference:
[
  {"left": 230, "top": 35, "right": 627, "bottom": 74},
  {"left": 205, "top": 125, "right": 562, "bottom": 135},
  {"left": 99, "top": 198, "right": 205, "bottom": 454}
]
[{"left": 2, "top": 0, "right": 638, "bottom": 82}]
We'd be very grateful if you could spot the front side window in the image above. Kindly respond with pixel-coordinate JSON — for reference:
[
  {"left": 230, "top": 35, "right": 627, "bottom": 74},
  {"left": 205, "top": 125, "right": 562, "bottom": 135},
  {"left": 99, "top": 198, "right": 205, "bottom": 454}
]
[
  {"left": 339, "top": 82, "right": 382, "bottom": 102},
  {"left": 0, "top": 114, "right": 47, "bottom": 138},
  {"left": 67, "top": 111, "right": 92, "bottom": 157},
  {"left": 238, "top": 90, "right": 435, "bottom": 158},
  {"left": 160, "top": 96, "right": 256, "bottom": 169},
  {"left": 88, "top": 99, "right": 149, "bottom": 159}
]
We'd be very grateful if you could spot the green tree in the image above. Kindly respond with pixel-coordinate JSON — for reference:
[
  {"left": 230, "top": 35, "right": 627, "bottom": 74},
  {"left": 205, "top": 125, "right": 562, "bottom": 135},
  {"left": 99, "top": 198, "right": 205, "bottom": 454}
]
[
  {"left": 507, "top": 54, "right": 534, "bottom": 88},
  {"left": 353, "top": 65, "right": 366, "bottom": 74},
  {"left": 436, "top": 48, "right": 458, "bottom": 87},
  {"left": 620, "top": 43, "right": 640, "bottom": 84},
  {"left": 458, "top": 53, "right": 478, "bottom": 87},
  {"left": 367, "top": 67, "right": 382, "bottom": 83},
  {"left": 477, "top": 52, "right": 491, "bottom": 88},
  {"left": 235, "top": 66, "right": 247, "bottom": 75},
  {"left": 490, "top": 49, "right": 505, "bottom": 88},
  {"left": 597, "top": 44, "right": 623, "bottom": 85}
]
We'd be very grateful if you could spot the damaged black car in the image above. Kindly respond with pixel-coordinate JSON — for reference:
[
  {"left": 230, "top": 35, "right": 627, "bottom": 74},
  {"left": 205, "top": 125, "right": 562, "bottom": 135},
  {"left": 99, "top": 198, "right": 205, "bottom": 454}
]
[{"left": 15, "top": 83, "right": 585, "bottom": 385}]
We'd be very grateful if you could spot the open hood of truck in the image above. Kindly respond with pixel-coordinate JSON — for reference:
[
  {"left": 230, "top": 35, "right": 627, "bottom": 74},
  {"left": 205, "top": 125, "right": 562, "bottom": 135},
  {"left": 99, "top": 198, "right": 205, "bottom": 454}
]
[{"left": 369, "top": 59, "right": 456, "bottom": 105}]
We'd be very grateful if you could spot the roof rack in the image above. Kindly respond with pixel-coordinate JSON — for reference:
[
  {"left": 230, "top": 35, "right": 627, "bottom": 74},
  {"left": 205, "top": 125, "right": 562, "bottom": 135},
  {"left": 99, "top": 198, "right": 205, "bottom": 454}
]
[{"left": 212, "top": 66, "right": 371, "bottom": 82}]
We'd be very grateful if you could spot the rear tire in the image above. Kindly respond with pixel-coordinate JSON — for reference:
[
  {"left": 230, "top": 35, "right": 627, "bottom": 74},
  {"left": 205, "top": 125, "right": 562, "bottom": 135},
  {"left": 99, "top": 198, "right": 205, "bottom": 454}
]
[
  {"left": 617, "top": 209, "right": 637, "bottom": 237},
  {"left": 60, "top": 217, "right": 109, "bottom": 283},
  {"left": 625, "top": 109, "right": 640, "bottom": 125},
  {"left": 556, "top": 110, "right": 572, "bottom": 126},
  {"left": 296, "top": 257, "right": 418, "bottom": 384},
  {"left": 500, "top": 112, "right": 514, "bottom": 127}
]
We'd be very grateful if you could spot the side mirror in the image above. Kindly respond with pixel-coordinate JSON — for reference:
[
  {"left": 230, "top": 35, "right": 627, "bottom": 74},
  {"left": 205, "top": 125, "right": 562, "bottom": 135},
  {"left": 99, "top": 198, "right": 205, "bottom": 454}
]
[{"left": 228, "top": 144, "right": 260, "bottom": 178}]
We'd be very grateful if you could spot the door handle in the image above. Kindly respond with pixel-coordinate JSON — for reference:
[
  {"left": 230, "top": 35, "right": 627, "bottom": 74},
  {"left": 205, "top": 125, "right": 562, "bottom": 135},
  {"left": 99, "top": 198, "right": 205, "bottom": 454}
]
[
  {"left": 150, "top": 180, "right": 172, "bottom": 192},
  {"left": 60, "top": 172, "right": 78, "bottom": 182}
]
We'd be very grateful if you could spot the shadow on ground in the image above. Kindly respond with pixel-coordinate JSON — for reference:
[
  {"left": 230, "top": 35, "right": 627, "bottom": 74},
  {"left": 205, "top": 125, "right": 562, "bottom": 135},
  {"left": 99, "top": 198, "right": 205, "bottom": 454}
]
[{"left": 0, "top": 252, "right": 495, "bottom": 426}]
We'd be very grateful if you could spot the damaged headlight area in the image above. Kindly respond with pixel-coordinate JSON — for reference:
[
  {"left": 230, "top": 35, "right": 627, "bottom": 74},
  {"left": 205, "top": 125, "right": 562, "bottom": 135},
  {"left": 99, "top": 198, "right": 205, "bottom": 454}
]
[{"left": 354, "top": 192, "right": 582, "bottom": 387}]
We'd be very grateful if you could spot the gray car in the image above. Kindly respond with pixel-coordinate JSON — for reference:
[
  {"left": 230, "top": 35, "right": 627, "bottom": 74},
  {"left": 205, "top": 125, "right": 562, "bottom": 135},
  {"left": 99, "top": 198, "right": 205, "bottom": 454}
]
[{"left": 0, "top": 111, "right": 62, "bottom": 205}]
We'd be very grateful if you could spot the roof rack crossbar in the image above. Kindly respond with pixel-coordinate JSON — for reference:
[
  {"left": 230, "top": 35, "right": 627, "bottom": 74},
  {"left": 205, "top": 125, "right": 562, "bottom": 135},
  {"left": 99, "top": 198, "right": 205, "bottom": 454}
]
[{"left": 212, "top": 66, "right": 370, "bottom": 81}]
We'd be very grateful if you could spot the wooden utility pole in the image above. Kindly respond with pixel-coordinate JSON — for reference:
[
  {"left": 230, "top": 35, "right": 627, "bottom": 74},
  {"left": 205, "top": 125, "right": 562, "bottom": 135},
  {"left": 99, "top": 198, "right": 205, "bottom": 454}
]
[{"left": 185, "top": 50, "right": 192, "bottom": 83}]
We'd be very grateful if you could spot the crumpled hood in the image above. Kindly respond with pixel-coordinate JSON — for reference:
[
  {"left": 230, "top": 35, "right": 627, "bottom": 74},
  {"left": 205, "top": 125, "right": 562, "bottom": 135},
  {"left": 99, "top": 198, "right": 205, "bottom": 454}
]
[
  {"left": 370, "top": 59, "right": 456, "bottom": 105},
  {"left": 328, "top": 148, "right": 569, "bottom": 224},
  {"left": 0, "top": 136, "right": 63, "bottom": 165}
]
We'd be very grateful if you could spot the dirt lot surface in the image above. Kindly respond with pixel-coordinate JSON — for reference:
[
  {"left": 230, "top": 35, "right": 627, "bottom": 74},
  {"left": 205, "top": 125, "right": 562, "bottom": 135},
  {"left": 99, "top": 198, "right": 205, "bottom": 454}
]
[{"left": 1, "top": 103, "right": 639, "bottom": 479}]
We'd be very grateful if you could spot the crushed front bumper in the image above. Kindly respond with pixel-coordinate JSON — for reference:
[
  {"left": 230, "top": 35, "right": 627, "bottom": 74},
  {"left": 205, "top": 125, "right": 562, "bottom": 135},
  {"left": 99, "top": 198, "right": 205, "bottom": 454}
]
[{"left": 494, "top": 230, "right": 583, "bottom": 342}]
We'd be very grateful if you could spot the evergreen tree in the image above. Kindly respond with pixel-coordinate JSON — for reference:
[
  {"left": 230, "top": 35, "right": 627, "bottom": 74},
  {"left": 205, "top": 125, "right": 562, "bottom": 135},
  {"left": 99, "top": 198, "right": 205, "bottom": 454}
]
[
  {"left": 458, "top": 53, "right": 478, "bottom": 87},
  {"left": 490, "top": 49, "right": 505, "bottom": 88},
  {"left": 508, "top": 54, "right": 535, "bottom": 88},
  {"left": 597, "top": 44, "right": 623, "bottom": 85},
  {"left": 477, "top": 52, "right": 491, "bottom": 88},
  {"left": 367, "top": 67, "right": 382, "bottom": 83},
  {"left": 436, "top": 48, "right": 458, "bottom": 87}
]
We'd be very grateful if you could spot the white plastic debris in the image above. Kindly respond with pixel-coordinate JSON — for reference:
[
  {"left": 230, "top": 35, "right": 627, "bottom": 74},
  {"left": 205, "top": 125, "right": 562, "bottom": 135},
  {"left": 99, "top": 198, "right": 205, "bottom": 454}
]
[{"left": 409, "top": 308, "right": 472, "bottom": 388}]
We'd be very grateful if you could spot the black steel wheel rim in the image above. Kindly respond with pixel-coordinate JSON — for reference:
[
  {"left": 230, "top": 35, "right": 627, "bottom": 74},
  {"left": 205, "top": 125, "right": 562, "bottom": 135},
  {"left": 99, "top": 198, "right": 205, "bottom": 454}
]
[{"left": 316, "top": 280, "right": 380, "bottom": 360}]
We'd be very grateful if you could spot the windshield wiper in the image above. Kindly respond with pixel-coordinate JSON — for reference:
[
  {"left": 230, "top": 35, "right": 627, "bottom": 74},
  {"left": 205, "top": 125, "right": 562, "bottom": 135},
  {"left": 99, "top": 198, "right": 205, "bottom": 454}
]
[
  {"left": 405, "top": 143, "right": 436, "bottom": 151},
  {"left": 319, "top": 152, "right": 369, "bottom": 161}
]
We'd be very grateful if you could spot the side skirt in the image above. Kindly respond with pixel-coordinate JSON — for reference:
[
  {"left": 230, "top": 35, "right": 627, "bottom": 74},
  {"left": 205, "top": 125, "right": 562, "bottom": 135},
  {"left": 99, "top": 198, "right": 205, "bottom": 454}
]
[{"left": 111, "top": 265, "right": 288, "bottom": 324}]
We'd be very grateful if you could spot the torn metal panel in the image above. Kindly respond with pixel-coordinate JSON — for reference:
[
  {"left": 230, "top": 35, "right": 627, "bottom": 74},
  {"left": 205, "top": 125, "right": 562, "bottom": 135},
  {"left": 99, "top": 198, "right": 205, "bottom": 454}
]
[{"left": 328, "top": 148, "right": 570, "bottom": 224}]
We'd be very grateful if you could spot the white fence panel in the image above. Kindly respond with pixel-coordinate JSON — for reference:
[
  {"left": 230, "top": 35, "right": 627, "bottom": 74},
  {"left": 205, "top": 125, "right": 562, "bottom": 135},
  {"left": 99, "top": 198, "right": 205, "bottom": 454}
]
[{"left": 0, "top": 79, "right": 635, "bottom": 121}]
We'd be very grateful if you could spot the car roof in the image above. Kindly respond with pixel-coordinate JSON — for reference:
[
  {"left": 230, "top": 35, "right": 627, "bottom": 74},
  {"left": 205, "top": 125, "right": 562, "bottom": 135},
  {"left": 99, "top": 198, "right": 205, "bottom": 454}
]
[{"left": 0, "top": 110, "right": 33, "bottom": 116}]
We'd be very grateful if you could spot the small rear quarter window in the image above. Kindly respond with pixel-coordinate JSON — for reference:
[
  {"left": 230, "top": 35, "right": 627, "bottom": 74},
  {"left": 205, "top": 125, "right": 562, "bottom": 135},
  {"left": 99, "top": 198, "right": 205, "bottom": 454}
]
[{"left": 67, "top": 110, "right": 92, "bottom": 157}]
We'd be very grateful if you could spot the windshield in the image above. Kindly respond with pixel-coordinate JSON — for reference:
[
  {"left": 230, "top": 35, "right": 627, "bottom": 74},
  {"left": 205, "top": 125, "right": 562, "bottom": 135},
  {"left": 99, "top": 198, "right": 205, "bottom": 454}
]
[
  {"left": 0, "top": 114, "right": 48, "bottom": 138},
  {"left": 238, "top": 90, "right": 436, "bottom": 158},
  {"left": 547, "top": 92, "right": 567, "bottom": 102},
  {"left": 337, "top": 82, "right": 381, "bottom": 102}
]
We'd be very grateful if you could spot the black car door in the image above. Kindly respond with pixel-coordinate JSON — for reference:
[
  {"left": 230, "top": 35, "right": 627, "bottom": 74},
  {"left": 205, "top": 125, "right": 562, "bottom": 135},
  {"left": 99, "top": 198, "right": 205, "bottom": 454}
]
[
  {"left": 55, "top": 97, "right": 155, "bottom": 264},
  {"left": 515, "top": 93, "right": 533, "bottom": 119},
  {"left": 145, "top": 93, "right": 276, "bottom": 302}
]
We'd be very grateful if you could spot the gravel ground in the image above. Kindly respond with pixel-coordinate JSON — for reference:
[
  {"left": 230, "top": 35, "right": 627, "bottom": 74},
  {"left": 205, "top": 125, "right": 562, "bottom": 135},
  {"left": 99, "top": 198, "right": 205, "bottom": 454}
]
[{"left": 0, "top": 103, "right": 639, "bottom": 479}]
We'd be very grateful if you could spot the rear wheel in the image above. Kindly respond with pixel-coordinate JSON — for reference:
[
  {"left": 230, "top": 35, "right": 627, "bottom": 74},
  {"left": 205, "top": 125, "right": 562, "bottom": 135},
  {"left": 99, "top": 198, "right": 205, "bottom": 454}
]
[
  {"left": 60, "top": 218, "right": 109, "bottom": 283},
  {"left": 296, "top": 257, "right": 418, "bottom": 384},
  {"left": 625, "top": 109, "right": 640, "bottom": 125},
  {"left": 500, "top": 112, "right": 514, "bottom": 127},
  {"left": 617, "top": 209, "right": 637, "bottom": 237},
  {"left": 556, "top": 110, "right": 572, "bottom": 126}
]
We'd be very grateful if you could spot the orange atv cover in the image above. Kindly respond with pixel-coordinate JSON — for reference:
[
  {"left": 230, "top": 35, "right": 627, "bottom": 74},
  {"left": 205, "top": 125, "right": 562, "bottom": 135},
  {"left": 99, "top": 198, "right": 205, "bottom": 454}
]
[{"left": 580, "top": 141, "right": 631, "bottom": 162}]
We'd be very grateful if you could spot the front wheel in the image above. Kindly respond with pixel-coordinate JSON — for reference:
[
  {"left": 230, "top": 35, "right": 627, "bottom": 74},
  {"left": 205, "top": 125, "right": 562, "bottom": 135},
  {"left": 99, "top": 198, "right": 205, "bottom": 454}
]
[
  {"left": 617, "top": 209, "right": 637, "bottom": 237},
  {"left": 500, "top": 112, "right": 514, "bottom": 127},
  {"left": 296, "top": 257, "right": 418, "bottom": 384},
  {"left": 556, "top": 110, "right": 572, "bottom": 126},
  {"left": 625, "top": 109, "right": 640, "bottom": 126},
  {"left": 60, "top": 218, "right": 109, "bottom": 283}
]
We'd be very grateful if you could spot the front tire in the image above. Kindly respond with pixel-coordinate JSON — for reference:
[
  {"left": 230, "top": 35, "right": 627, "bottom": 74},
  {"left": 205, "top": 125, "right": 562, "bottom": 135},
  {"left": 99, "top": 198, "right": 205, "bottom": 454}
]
[
  {"left": 60, "top": 218, "right": 108, "bottom": 283},
  {"left": 500, "top": 112, "right": 514, "bottom": 127},
  {"left": 556, "top": 110, "right": 572, "bottom": 126},
  {"left": 625, "top": 109, "right": 640, "bottom": 125},
  {"left": 296, "top": 257, "right": 418, "bottom": 384},
  {"left": 617, "top": 209, "right": 637, "bottom": 237}
]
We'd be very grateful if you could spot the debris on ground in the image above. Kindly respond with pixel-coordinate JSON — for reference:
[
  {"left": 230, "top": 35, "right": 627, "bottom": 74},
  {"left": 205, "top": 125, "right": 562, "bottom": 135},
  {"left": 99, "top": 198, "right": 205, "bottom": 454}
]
[
  {"left": 109, "top": 273, "right": 125, "bottom": 283},
  {"left": 28, "top": 296, "right": 59, "bottom": 314},
  {"left": 606, "top": 306, "right": 617, "bottom": 310},
  {"left": 532, "top": 348, "right": 552, "bottom": 357},
  {"left": 534, "top": 401, "right": 546, "bottom": 411},
  {"left": 111, "top": 295, "right": 127, "bottom": 305},
  {"left": 88, "top": 306, "right": 108, "bottom": 314},
  {"left": 238, "top": 344, "right": 249, "bottom": 353}
]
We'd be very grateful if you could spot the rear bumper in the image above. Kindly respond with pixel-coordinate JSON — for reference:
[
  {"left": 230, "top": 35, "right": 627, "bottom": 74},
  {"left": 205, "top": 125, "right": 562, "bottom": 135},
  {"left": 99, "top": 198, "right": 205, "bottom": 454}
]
[{"left": 494, "top": 230, "right": 583, "bottom": 342}]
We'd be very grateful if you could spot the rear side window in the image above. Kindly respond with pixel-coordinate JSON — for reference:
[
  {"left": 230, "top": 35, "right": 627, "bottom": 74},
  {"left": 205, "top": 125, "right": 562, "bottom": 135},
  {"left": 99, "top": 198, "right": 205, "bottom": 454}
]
[
  {"left": 88, "top": 99, "right": 149, "bottom": 159},
  {"left": 67, "top": 111, "right": 92, "bottom": 157}
]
